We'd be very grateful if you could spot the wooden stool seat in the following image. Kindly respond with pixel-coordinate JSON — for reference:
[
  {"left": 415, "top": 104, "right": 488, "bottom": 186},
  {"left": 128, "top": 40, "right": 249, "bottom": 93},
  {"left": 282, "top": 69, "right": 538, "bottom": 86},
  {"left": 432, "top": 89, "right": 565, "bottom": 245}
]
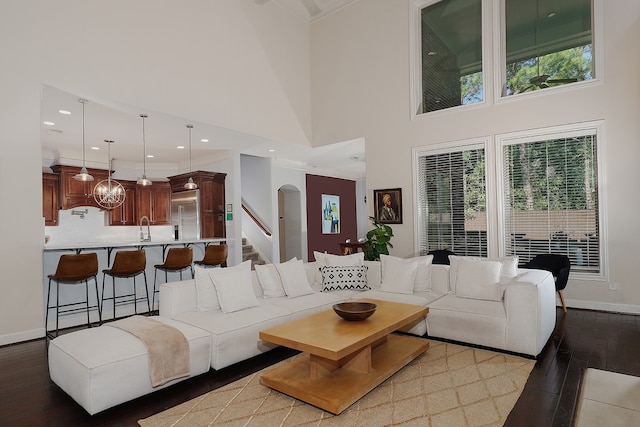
[
  {"left": 152, "top": 247, "right": 193, "bottom": 312},
  {"left": 101, "top": 249, "right": 150, "bottom": 320},
  {"left": 194, "top": 243, "right": 228, "bottom": 268},
  {"left": 46, "top": 252, "right": 101, "bottom": 338}
]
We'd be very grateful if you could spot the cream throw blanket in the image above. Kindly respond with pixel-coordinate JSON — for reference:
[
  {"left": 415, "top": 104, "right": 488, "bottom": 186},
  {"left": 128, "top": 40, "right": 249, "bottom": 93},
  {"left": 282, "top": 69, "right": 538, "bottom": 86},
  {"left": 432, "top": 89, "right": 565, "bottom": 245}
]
[{"left": 108, "top": 316, "right": 190, "bottom": 387}]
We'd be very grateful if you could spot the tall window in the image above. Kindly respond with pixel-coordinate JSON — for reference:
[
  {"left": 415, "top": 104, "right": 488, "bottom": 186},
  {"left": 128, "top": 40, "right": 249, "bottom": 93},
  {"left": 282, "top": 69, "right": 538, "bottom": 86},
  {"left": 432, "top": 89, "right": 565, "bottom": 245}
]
[
  {"left": 416, "top": 142, "right": 487, "bottom": 256},
  {"left": 503, "top": 0, "right": 593, "bottom": 96},
  {"left": 415, "top": 123, "right": 604, "bottom": 275},
  {"left": 500, "top": 125, "right": 601, "bottom": 273},
  {"left": 416, "top": 0, "right": 484, "bottom": 114}
]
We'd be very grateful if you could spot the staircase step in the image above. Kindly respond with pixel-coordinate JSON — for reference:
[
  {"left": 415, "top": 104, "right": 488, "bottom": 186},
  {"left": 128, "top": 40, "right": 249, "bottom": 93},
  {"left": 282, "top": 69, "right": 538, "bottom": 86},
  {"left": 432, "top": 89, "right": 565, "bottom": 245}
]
[
  {"left": 242, "top": 245, "right": 253, "bottom": 253},
  {"left": 243, "top": 252, "right": 260, "bottom": 261}
]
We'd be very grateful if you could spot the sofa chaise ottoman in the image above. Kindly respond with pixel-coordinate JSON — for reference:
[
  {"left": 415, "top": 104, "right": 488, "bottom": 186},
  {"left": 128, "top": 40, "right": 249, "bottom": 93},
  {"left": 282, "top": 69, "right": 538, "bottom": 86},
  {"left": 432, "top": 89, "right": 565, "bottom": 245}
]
[{"left": 48, "top": 316, "right": 211, "bottom": 415}]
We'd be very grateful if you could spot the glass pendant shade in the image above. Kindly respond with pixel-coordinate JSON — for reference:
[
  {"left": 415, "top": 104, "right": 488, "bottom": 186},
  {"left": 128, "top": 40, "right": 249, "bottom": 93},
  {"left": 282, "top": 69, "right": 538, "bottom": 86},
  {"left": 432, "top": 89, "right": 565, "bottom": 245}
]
[
  {"left": 137, "top": 114, "right": 152, "bottom": 186},
  {"left": 74, "top": 98, "right": 94, "bottom": 182},
  {"left": 93, "top": 140, "right": 125, "bottom": 210},
  {"left": 184, "top": 124, "right": 198, "bottom": 190}
]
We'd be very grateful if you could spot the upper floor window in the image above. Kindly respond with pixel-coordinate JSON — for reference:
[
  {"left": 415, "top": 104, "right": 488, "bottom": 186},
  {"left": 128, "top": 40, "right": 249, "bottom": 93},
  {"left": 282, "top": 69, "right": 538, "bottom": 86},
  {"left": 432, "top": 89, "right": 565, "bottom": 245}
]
[
  {"left": 415, "top": 0, "right": 484, "bottom": 114},
  {"left": 503, "top": 0, "right": 594, "bottom": 96}
]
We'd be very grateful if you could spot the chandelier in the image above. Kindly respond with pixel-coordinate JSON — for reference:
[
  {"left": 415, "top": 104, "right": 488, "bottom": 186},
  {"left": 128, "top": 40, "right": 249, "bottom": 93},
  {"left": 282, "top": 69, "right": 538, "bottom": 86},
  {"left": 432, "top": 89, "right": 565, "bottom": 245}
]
[{"left": 93, "top": 140, "right": 125, "bottom": 210}]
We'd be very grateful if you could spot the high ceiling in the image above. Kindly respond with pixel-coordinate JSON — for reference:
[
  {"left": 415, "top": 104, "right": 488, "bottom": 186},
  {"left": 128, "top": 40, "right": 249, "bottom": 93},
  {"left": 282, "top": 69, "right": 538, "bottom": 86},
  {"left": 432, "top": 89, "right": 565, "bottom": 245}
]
[
  {"left": 41, "top": 85, "right": 365, "bottom": 180},
  {"left": 271, "top": 0, "right": 357, "bottom": 23}
]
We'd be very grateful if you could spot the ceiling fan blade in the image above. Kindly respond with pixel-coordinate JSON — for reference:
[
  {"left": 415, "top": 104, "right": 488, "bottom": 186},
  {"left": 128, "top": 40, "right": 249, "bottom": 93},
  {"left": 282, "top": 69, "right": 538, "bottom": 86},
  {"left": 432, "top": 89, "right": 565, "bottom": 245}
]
[
  {"left": 547, "top": 78, "right": 579, "bottom": 84},
  {"left": 529, "top": 74, "right": 550, "bottom": 85}
]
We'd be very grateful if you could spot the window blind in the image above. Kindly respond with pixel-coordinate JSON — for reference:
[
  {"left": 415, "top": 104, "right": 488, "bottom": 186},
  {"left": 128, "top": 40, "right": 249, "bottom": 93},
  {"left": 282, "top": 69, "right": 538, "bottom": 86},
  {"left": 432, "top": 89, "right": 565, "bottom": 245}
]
[
  {"left": 417, "top": 147, "right": 487, "bottom": 256},
  {"left": 502, "top": 134, "right": 599, "bottom": 272}
]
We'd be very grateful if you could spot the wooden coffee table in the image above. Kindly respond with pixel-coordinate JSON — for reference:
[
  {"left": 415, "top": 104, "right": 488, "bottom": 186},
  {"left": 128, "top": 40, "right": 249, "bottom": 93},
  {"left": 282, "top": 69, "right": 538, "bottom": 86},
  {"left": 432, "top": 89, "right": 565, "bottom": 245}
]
[{"left": 259, "top": 298, "right": 429, "bottom": 414}]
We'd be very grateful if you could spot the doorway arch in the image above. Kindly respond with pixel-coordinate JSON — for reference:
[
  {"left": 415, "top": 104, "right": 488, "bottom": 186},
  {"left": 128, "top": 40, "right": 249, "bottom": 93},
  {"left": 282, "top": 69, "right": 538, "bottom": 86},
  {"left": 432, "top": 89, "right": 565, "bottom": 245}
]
[{"left": 278, "top": 185, "right": 302, "bottom": 262}]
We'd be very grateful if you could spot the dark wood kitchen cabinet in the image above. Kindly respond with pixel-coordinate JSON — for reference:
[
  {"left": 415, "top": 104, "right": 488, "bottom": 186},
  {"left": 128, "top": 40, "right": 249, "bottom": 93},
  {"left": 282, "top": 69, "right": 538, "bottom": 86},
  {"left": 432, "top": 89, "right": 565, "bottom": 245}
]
[
  {"left": 51, "top": 165, "right": 109, "bottom": 210},
  {"left": 135, "top": 182, "right": 171, "bottom": 225},
  {"left": 42, "top": 173, "right": 59, "bottom": 226},
  {"left": 108, "top": 180, "right": 137, "bottom": 225},
  {"left": 167, "top": 171, "right": 226, "bottom": 238}
]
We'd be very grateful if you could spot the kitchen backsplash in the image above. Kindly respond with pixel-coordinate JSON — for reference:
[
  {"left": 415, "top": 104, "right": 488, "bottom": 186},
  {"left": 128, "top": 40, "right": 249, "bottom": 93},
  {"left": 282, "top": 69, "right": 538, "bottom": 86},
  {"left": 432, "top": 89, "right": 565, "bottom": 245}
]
[{"left": 44, "top": 207, "right": 173, "bottom": 245}]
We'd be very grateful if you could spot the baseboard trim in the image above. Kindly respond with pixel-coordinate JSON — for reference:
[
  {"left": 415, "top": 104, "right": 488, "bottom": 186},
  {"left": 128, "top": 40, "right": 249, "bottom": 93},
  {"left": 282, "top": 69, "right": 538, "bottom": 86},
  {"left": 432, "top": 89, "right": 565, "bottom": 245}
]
[
  {"left": 564, "top": 298, "right": 640, "bottom": 315},
  {"left": 0, "top": 327, "right": 45, "bottom": 346}
]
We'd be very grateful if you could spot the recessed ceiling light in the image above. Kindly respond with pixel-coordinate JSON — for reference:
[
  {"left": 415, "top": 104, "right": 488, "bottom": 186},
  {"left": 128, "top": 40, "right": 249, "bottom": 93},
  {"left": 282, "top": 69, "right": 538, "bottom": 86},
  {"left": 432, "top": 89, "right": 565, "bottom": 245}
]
[
  {"left": 268, "top": 149, "right": 276, "bottom": 153},
  {"left": 547, "top": 11, "right": 556, "bottom": 18},
  {"left": 58, "top": 109, "right": 71, "bottom": 115},
  {"left": 146, "top": 154, "right": 154, "bottom": 158},
  {"left": 91, "top": 146, "right": 100, "bottom": 150},
  {"left": 200, "top": 138, "right": 209, "bottom": 143},
  {"left": 427, "top": 51, "right": 437, "bottom": 56},
  {"left": 177, "top": 145, "right": 185, "bottom": 149},
  {"left": 43, "top": 121, "right": 55, "bottom": 126}
]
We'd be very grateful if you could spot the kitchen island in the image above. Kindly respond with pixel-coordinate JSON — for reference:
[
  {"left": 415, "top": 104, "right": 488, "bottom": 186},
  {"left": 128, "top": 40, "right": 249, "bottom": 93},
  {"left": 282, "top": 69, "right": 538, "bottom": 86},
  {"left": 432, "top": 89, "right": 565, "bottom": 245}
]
[{"left": 43, "top": 238, "right": 231, "bottom": 332}]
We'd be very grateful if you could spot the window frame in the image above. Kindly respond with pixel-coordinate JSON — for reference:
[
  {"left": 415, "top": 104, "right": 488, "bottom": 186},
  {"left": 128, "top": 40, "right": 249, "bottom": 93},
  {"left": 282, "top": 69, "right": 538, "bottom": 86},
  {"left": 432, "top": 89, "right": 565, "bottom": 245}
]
[
  {"left": 494, "top": 0, "right": 605, "bottom": 103},
  {"left": 495, "top": 121, "right": 608, "bottom": 281},
  {"left": 413, "top": 121, "right": 608, "bottom": 281},
  {"left": 409, "top": 0, "right": 491, "bottom": 119},
  {"left": 412, "top": 137, "right": 496, "bottom": 257}
]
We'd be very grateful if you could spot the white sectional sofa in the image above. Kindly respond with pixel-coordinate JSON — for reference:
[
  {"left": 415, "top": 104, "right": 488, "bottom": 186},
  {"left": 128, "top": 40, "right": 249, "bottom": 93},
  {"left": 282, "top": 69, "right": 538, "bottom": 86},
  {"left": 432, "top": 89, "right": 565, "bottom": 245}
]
[
  {"left": 49, "top": 252, "right": 557, "bottom": 414},
  {"left": 159, "top": 252, "right": 557, "bottom": 370}
]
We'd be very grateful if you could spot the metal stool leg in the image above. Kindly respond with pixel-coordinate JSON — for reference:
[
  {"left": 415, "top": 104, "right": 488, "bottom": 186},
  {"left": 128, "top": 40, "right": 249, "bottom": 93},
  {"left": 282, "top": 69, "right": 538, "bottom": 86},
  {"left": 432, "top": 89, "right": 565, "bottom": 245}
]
[{"left": 142, "top": 271, "right": 151, "bottom": 314}]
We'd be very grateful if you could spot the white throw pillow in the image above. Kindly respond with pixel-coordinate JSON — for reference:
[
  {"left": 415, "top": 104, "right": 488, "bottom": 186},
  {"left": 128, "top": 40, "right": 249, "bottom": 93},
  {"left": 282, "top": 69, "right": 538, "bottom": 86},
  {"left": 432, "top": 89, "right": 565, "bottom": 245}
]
[
  {"left": 209, "top": 261, "right": 260, "bottom": 313},
  {"left": 379, "top": 258, "right": 418, "bottom": 295},
  {"left": 194, "top": 265, "right": 220, "bottom": 311},
  {"left": 448, "top": 255, "right": 517, "bottom": 292},
  {"left": 321, "top": 265, "right": 369, "bottom": 291},
  {"left": 314, "top": 251, "right": 365, "bottom": 267},
  {"left": 454, "top": 258, "right": 503, "bottom": 301},
  {"left": 275, "top": 259, "right": 315, "bottom": 298},
  {"left": 313, "top": 251, "right": 365, "bottom": 286},
  {"left": 380, "top": 254, "right": 434, "bottom": 292},
  {"left": 254, "top": 257, "right": 297, "bottom": 298}
]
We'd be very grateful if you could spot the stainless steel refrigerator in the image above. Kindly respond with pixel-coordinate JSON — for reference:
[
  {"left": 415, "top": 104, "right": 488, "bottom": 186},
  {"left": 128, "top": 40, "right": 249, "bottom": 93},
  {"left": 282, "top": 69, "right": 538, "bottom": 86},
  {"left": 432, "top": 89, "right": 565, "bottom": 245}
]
[{"left": 171, "top": 189, "right": 200, "bottom": 240}]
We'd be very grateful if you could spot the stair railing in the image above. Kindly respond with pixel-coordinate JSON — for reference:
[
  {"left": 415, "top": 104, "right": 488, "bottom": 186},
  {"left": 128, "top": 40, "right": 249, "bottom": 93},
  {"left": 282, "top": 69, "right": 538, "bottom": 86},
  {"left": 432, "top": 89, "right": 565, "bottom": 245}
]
[{"left": 241, "top": 199, "right": 272, "bottom": 237}]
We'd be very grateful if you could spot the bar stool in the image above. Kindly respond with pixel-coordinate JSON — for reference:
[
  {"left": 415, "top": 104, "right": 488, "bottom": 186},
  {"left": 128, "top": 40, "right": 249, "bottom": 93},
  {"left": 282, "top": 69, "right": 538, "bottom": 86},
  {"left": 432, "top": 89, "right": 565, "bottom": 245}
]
[
  {"left": 194, "top": 243, "right": 228, "bottom": 268},
  {"left": 46, "top": 252, "right": 100, "bottom": 338},
  {"left": 101, "top": 249, "right": 150, "bottom": 320},
  {"left": 152, "top": 247, "right": 193, "bottom": 312}
]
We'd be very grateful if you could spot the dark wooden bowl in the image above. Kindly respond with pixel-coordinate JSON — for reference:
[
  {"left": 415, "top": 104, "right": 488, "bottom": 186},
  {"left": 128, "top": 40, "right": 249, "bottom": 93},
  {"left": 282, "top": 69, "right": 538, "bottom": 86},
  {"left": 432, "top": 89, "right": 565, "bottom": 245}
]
[{"left": 333, "top": 302, "right": 377, "bottom": 321}]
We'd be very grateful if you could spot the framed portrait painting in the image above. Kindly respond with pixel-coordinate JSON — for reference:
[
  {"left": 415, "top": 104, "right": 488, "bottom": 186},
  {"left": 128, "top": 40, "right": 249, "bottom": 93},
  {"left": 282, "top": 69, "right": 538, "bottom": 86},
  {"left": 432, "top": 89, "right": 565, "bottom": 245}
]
[{"left": 374, "top": 188, "right": 402, "bottom": 224}]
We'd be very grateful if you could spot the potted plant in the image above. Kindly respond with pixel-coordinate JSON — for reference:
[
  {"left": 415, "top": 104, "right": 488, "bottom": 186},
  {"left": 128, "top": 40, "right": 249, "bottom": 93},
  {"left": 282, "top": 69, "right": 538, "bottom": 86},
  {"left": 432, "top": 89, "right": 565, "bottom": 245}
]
[{"left": 364, "top": 216, "right": 394, "bottom": 261}]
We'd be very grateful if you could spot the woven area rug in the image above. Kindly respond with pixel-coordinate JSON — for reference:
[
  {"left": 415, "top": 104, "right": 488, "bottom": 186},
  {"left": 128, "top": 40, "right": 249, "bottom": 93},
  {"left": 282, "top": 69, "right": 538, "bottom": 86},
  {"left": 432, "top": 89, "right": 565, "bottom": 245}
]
[{"left": 138, "top": 340, "right": 534, "bottom": 427}]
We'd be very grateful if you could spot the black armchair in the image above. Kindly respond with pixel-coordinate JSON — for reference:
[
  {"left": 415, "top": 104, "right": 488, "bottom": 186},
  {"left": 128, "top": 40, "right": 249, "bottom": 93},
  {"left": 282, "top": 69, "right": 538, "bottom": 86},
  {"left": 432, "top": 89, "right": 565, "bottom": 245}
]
[
  {"left": 523, "top": 254, "right": 571, "bottom": 312},
  {"left": 428, "top": 249, "right": 456, "bottom": 265}
]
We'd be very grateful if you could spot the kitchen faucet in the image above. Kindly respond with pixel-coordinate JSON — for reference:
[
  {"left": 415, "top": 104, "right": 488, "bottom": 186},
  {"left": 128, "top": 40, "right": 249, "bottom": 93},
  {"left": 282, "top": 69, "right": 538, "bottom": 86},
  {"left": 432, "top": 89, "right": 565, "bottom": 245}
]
[{"left": 139, "top": 216, "right": 151, "bottom": 242}]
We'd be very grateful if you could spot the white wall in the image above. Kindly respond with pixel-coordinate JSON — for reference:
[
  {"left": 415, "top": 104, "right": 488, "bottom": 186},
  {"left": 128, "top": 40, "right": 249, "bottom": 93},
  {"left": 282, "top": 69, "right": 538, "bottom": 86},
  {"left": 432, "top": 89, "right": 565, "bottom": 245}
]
[
  {"left": 310, "top": 0, "right": 640, "bottom": 311},
  {"left": 0, "top": 0, "right": 311, "bottom": 344}
]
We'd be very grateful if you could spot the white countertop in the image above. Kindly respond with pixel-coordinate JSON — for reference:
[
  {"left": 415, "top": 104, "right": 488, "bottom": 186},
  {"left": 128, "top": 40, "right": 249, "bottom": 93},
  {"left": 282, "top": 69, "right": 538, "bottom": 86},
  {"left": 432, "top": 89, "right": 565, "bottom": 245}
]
[{"left": 43, "top": 237, "right": 229, "bottom": 251}]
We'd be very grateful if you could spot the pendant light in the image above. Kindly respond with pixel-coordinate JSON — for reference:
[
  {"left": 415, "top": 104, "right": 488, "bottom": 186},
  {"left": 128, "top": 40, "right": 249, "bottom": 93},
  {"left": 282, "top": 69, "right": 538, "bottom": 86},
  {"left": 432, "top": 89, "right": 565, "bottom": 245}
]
[
  {"left": 137, "top": 114, "right": 152, "bottom": 186},
  {"left": 184, "top": 124, "right": 198, "bottom": 190},
  {"left": 93, "top": 140, "right": 125, "bottom": 210},
  {"left": 73, "top": 98, "right": 94, "bottom": 182}
]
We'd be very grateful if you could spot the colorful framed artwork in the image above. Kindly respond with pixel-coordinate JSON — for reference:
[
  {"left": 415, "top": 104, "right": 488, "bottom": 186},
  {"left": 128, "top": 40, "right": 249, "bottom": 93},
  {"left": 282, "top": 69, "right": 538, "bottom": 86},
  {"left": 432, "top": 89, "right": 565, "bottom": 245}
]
[{"left": 321, "top": 194, "right": 340, "bottom": 234}]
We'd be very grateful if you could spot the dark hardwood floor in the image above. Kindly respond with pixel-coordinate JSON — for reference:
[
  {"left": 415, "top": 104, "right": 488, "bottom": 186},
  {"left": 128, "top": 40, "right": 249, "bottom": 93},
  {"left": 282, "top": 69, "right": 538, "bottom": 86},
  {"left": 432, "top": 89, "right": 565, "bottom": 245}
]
[{"left": 1, "top": 307, "right": 638, "bottom": 426}]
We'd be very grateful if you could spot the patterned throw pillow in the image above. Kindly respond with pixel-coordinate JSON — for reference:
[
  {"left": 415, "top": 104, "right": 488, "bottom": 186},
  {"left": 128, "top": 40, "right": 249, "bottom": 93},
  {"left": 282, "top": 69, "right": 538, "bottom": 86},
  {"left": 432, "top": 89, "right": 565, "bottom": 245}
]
[{"left": 321, "top": 265, "right": 369, "bottom": 291}]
